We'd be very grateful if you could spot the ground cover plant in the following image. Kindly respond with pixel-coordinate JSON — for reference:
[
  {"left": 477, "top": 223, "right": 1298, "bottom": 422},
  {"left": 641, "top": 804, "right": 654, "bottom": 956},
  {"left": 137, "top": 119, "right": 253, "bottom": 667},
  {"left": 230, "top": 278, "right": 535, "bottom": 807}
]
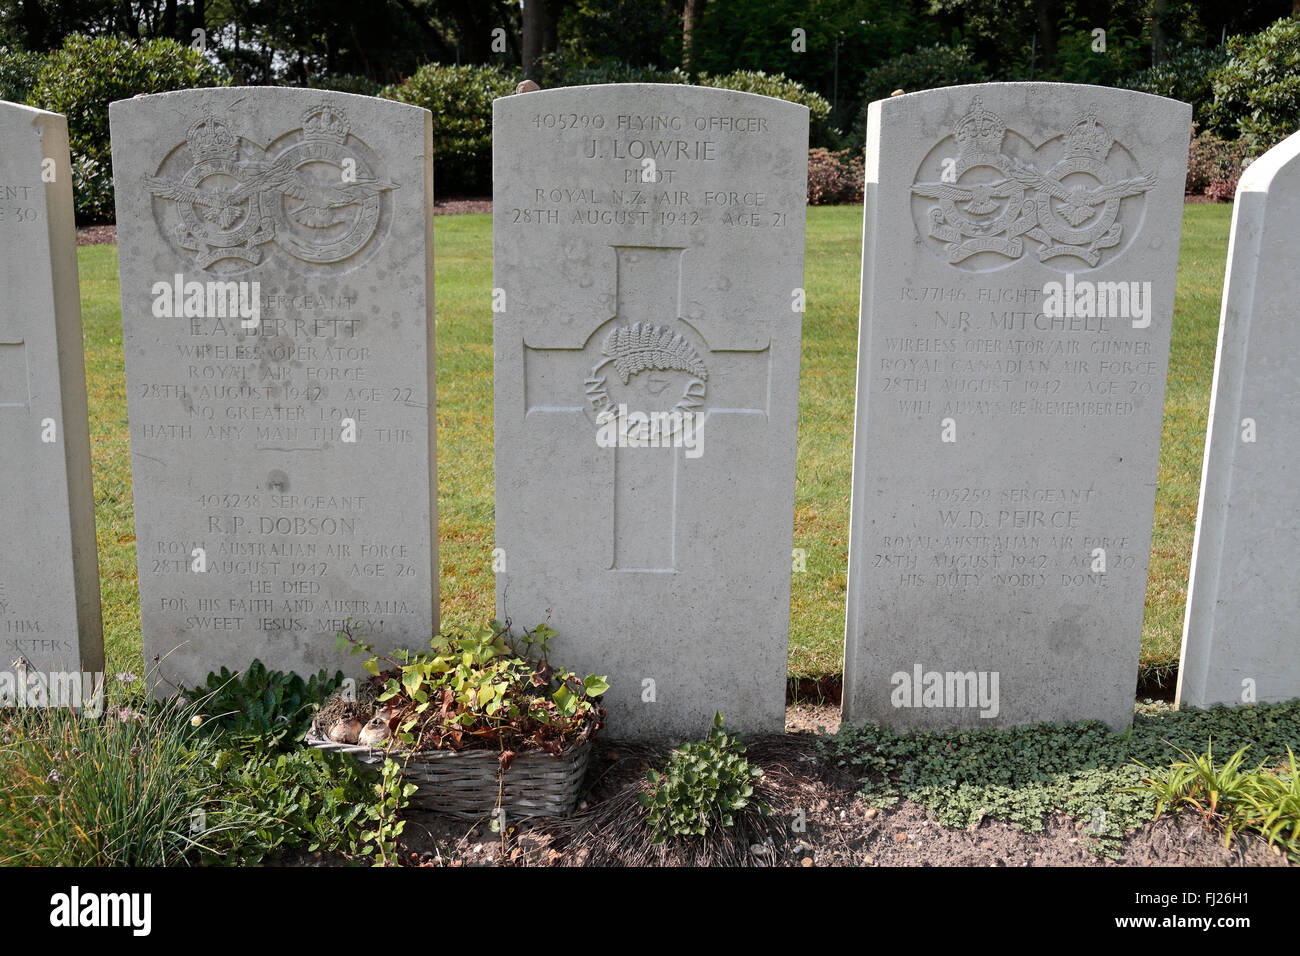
[
  {"left": 518, "top": 700, "right": 1299, "bottom": 868},
  {"left": 4, "top": 669, "right": 1294, "bottom": 867},
  {"left": 547, "top": 718, "right": 796, "bottom": 867},
  {"left": 819, "top": 699, "right": 1300, "bottom": 858}
]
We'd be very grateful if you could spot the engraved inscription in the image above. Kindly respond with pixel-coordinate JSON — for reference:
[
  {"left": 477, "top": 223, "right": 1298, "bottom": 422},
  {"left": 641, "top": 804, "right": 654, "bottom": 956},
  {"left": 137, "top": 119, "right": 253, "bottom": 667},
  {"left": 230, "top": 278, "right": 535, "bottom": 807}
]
[
  {"left": 0, "top": 183, "right": 40, "bottom": 226},
  {"left": 866, "top": 485, "right": 1145, "bottom": 593},
  {"left": 877, "top": 283, "right": 1161, "bottom": 418},
  {"left": 507, "top": 110, "right": 793, "bottom": 231}
]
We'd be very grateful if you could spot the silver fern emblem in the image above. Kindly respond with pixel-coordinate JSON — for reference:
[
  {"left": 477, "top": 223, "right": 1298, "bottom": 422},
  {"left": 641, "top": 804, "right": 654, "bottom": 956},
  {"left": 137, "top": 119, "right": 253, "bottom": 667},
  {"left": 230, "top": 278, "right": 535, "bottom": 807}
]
[{"left": 601, "top": 322, "right": 709, "bottom": 385}]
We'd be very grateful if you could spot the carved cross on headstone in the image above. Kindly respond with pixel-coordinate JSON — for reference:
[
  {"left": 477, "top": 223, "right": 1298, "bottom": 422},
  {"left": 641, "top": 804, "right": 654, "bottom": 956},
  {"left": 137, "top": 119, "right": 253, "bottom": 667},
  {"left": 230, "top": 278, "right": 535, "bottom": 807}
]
[{"left": 523, "top": 245, "right": 771, "bottom": 571}]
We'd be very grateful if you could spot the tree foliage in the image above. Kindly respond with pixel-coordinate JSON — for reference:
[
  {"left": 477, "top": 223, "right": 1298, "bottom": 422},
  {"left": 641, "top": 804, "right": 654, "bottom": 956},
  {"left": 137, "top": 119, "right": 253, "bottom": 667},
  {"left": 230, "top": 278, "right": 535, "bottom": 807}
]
[
  {"left": 31, "top": 33, "right": 227, "bottom": 221},
  {"left": 1124, "top": 41, "right": 1228, "bottom": 126},
  {"left": 1207, "top": 15, "right": 1300, "bottom": 153},
  {"left": 4, "top": 0, "right": 1300, "bottom": 209},
  {"left": 382, "top": 62, "right": 520, "bottom": 195}
]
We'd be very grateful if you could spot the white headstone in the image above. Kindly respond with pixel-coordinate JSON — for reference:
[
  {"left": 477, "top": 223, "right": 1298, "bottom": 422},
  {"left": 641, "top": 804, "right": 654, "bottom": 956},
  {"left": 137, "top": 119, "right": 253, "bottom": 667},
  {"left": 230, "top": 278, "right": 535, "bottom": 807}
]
[
  {"left": 844, "top": 83, "right": 1191, "bottom": 731},
  {"left": 1178, "top": 129, "right": 1300, "bottom": 709},
  {"left": 0, "top": 101, "right": 104, "bottom": 702},
  {"left": 493, "top": 84, "right": 808, "bottom": 739},
  {"left": 110, "top": 88, "right": 437, "bottom": 690}
]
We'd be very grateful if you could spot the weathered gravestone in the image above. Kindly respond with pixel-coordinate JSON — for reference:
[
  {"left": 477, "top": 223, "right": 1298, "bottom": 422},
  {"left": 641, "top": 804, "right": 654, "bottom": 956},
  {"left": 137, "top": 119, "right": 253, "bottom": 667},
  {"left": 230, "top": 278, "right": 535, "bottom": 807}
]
[
  {"left": 1178, "top": 130, "right": 1300, "bottom": 709},
  {"left": 0, "top": 101, "right": 104, "bottom": 703},
  {"left": 111, "top": 88, "right": 437, "bottom": 690},
  {"left": 843, "top": 84, "right": 1191, "bottom": 731},
  {"left": 493, "top": 85, "right": 808, "bottom": 739}
]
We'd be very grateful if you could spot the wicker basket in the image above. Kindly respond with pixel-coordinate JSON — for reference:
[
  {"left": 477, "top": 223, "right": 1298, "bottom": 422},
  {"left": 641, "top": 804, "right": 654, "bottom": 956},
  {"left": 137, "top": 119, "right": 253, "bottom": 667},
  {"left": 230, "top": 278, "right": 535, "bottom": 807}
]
[{"left": 304, "top": 729, "right": 593, "bottom": 819}]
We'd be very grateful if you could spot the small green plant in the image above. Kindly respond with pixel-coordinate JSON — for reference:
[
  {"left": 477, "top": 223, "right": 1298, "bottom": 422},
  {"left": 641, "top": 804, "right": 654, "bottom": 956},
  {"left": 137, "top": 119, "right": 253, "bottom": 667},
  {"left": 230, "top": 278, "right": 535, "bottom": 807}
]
[
  {"left": 638, "top": 712, "right": 768, "bottom": 844},
  {"left": 1133, "top": 743, "right": 1300, "bottom": 861},
  {"left": 182, "top": 661, "right": 345, "bottom": 752},
  {"left": 204, "top": 746, "right": 376, "bottom": 864},
  {"left": 1236, "top": 748, "right": 1300, "bottom": 859},
  {"left": 1133, "top": 739, "right": 1251, "bottom": 823},
  {"left": 359, "top": 756, "right": 417, "bottom": 866}
]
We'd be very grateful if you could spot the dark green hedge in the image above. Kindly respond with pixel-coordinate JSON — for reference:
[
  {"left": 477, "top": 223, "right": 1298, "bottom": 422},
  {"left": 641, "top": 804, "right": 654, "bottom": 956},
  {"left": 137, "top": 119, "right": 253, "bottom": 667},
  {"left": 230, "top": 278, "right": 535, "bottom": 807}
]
[
  {"left": 382, "top": 63, "right": 519, "bottom": 196},
  {"left": 1207, "top": 16, "right": 1300, "bottom": 155},
  {"left": 31, "top": 35, "right": 227, "bottom": 222}
]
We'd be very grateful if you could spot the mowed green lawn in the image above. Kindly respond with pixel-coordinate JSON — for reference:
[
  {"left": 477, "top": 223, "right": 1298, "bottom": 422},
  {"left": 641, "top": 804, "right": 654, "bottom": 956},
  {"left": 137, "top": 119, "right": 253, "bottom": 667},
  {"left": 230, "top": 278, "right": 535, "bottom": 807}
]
[{"left": 80, "top": 203, "right": 1232, "bottom": 687}]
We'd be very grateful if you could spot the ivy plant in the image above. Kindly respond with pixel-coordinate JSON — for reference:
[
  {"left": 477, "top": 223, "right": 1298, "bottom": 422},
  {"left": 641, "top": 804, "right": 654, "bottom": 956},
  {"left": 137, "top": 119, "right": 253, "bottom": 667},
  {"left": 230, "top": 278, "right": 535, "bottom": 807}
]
[{"left": 338, "top": 620, "right": 607, "bottom": 758}]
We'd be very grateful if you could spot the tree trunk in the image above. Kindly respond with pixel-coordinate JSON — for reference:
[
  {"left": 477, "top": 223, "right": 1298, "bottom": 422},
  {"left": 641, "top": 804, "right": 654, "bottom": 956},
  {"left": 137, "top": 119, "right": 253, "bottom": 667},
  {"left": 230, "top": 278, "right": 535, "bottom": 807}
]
[
  {"left": 542, "top": 0, "right": 563, "bottom": 58},
  {"left": 20, "top": 0, "right": 47, "bottom": 50},
  {"left": 164, "top": 0, "right": 178, "bottom": 40},
  {"left": 522, "top": 0, "right": 545, "bottom": 78},
  {"left": 1152, "top": 0, "right": 1168, "bottom": 66},
  {"left": 117, "top": 0, "right": 140, "bottom": 39},
  {"left": 1034, "top": 0, "right": 1058, "bottom": 72},
  {"left": 683, "top": 0, "right": 703, "bottom": 70},
  {"left": 189, "top": 0, "right": 207, "bottom": 39}
]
